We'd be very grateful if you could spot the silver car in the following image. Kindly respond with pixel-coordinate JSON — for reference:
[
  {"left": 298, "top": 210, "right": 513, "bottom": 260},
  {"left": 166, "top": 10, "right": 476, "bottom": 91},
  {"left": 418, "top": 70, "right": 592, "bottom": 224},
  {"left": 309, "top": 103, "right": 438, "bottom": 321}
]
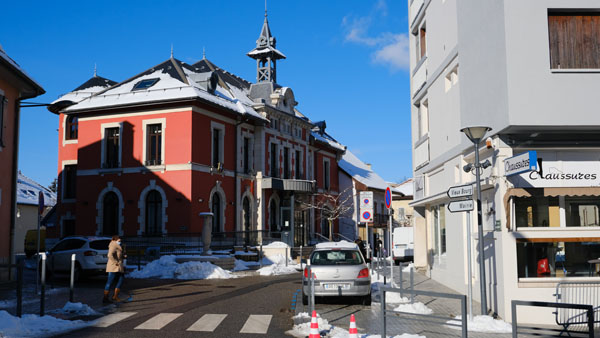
[
  {"left": 302, "top": 241, "right": 371, "bottom": 305},
  {"left": 41, "top": 236, "right": 111, "bottom": 281}
]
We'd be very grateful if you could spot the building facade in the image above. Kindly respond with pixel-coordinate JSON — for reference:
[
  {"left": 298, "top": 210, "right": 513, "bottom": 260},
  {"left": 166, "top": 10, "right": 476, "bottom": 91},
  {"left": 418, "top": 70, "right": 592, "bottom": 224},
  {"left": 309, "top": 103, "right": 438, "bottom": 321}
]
[
  {"left": 49, "top": 16, "right": 342, "bottom": 248},
  {"left": 409, "top": 0, "right": 600, "bottom": 324},
  {"left": 0, "top": 46, "right": 44, "bottom": 279}
]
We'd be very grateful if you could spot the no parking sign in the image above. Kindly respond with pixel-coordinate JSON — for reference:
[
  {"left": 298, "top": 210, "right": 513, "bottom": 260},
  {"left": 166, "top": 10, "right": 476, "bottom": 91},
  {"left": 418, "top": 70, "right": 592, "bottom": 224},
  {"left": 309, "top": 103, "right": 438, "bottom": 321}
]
[{"left": 359, "top": 191, "right": 373, "bottom": 222}]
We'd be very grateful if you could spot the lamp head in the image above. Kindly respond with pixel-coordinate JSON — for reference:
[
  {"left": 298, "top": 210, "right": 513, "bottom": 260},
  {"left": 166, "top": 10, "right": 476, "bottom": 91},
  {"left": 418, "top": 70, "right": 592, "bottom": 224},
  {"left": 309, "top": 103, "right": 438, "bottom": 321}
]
[
  {"left": 461, "top": 126, "right": 492, "bottom": 144},
  {"left": 463, "top": 163, "right": 473, "bottom": 173}
]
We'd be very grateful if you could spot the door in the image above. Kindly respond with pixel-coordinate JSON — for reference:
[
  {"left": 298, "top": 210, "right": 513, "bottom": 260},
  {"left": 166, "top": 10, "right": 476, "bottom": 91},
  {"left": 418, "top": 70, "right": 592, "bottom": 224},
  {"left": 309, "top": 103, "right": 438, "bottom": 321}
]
[
  {"left": 294, "top": 210, "right": 307, "bottom": 247},
  {"left": 281, "top": 207, "right": 292, "bottom": 246}
]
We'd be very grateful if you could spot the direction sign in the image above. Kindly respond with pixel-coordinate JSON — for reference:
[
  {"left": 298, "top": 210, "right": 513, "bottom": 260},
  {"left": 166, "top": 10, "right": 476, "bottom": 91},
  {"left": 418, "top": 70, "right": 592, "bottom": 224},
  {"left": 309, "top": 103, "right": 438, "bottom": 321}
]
[
  {"left": 385, "top": 187, "right": 392, "bottom": 209},
  {"left": 447, "top": 199, "right": 474, "bottom": 213},
  {"left": 447, "top": 184, "right": 473, "bottom": 199}
]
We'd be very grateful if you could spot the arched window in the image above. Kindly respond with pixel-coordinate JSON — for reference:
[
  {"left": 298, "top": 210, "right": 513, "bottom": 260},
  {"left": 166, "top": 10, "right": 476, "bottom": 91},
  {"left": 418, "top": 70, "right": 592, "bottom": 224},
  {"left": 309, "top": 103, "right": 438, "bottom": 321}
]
[
  {"left": 66, "top": 115, "right": 78, "bottom": 140},
  {"left": 211, "top": 193, "right": 221, "bottom": 233},
  {"left": 145, "top": 190, "right": 162, "bottom": 235},
  {"left": 269, "top": 201, "right": 278, "bottom": 232},
  {"left": 103, "top": 192, "right": 119, "bottom": 236}
]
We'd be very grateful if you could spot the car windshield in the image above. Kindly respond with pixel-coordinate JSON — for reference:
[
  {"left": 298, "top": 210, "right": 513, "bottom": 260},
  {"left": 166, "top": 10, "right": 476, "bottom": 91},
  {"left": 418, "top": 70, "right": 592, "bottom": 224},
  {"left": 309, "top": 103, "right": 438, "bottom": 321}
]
[
  {"left": 310, "top": 250, "right": 363, "bottom": 265},
  {"left": 89, "top": 240, "right": 111, "bottom": 250}
]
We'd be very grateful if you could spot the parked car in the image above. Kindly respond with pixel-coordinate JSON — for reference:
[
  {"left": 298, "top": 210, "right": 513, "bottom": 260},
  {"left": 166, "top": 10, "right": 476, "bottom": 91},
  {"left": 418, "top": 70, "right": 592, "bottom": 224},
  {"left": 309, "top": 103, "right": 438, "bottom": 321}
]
[
  {"left": 25, "top": 228, "right": 45, "bottom": 258},
  {"left": 302, "top": 241, "right": 371, "bottom": 305},
  {"left": 40, "top": 236, "right": 111, "bottom": 281},
  {"left": 392, "top": 227, "right": 414, "bottom": 265}
]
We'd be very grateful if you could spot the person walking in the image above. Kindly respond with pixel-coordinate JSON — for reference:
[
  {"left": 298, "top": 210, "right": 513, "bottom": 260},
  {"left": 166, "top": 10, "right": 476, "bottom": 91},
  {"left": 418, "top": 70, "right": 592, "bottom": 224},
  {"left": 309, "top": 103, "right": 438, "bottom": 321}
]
[{"left": 103, "top": 235, "right": 125, "bottom": 303}]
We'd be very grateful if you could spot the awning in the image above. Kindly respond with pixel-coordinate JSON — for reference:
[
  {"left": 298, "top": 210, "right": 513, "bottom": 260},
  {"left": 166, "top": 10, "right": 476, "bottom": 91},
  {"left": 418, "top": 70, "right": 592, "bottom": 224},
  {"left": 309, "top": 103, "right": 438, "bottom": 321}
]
[{"left": 504, "top": 187, "right": 600, "bottom": 229}]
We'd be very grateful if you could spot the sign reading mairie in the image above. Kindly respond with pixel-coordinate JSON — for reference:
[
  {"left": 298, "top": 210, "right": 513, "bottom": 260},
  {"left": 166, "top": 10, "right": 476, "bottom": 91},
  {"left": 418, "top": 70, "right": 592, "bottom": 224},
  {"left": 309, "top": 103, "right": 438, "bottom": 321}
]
[{"left": 504, "top": 151, "right": 537, "bottom": 176}]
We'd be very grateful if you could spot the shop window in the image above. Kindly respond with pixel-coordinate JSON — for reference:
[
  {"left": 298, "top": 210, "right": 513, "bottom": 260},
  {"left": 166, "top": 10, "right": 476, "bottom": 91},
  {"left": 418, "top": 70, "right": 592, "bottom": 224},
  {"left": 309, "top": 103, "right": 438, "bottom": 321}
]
[
  {"left": 514, "top": 195, "right": 559, "bottom": 227},
  {"left": 517, "top": 240, "right": 600, "bottom": 278},
  {"left": 565, "top": 197, "right": 600, "bottom": 227}
]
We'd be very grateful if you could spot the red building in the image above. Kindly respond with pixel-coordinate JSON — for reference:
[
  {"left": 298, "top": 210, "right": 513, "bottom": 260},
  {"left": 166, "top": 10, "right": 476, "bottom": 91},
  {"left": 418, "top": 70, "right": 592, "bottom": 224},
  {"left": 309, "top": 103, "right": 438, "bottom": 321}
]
[
  {"left": 0, "top": 46, "right": 45, "bottom": 278},
  {"left": 48, "top": 16, "right": 344, "bottom": 247}
]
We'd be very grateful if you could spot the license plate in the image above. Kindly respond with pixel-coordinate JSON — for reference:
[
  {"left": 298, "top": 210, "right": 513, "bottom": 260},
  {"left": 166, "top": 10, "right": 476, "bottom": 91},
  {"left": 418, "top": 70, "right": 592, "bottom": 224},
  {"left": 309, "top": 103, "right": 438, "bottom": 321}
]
[{"left": 324, "top": 283, "right": 350, "bottom": 290}]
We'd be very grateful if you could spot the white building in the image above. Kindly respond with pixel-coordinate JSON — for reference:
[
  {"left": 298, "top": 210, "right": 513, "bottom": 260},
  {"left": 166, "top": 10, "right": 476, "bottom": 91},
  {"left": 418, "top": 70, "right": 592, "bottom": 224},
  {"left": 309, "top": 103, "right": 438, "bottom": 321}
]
[{"left": 408, "top": 0, "right": 600, "bottom": 324}]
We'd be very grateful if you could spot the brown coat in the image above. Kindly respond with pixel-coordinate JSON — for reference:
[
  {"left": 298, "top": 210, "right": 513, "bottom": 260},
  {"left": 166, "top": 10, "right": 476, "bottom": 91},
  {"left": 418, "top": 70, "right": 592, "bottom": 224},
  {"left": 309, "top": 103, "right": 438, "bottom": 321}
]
[{"left": 106, "top": 240, "right": 125, "bottom": 273}]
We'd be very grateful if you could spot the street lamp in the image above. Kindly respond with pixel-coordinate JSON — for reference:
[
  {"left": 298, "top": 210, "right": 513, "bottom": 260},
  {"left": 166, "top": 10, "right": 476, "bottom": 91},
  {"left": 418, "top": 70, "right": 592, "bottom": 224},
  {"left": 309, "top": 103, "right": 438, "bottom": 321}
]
[{"left": 461, "top": 126, "right": 491, "bottom": 316}]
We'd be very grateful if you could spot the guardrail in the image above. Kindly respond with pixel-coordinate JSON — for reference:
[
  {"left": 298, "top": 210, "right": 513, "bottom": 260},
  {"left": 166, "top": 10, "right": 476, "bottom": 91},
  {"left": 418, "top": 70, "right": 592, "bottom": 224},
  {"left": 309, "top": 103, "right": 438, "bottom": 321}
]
[
  {"left": 380, "top": 285, "right": 468, "bottom": 338},
  {"left": 511, "top": 300, "right": 594, "bottom": 338}
]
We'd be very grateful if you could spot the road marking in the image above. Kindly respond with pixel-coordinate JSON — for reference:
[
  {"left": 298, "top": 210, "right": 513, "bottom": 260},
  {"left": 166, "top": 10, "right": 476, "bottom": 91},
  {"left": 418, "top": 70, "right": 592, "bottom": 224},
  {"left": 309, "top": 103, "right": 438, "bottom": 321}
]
[
  {"left": 93, "top": 312, "right": 137, "bottom": 327},
  {"left": 239, "top": 314, "right": 272, "bottom": 334},
  {"left": 134, "top": 313, "right": 182, "bottom": 330},
  {"left": 186, "top": 314, "right": 228, "bottom": 332}
]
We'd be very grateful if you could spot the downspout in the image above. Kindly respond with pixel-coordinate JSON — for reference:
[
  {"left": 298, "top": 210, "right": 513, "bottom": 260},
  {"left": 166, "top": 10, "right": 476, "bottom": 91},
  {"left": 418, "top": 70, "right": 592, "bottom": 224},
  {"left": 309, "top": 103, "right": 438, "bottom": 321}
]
[{"left": 8, "top": 99, "right": 21, "bottom": 280}]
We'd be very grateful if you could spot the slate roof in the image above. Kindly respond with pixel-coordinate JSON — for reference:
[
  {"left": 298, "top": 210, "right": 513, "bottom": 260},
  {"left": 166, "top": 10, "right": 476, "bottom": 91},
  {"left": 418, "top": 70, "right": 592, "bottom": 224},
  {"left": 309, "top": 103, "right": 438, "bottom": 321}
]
[
  {"left": 17, "top": 172, "right": 56, "bottom": 207},
  {"left": 73, "top": 76, "right": 117, "bottom": 91},
  {"left": 311, "top": 121, "right": 346, "bottom": 152},
  {"left": 338, "top": 150, "right": 388, "bottom": 191},
  {"left": 52, "top": 75, "right": 117, "bottom": 105}
]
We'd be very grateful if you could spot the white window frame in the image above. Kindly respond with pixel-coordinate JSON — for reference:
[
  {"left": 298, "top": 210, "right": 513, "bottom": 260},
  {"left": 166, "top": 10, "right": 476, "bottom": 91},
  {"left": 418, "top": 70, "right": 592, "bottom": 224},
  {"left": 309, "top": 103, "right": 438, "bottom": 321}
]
[
  {"left": 100, "top": 122, "right": 123, "bottom": 169},
  {"left": 211, "top": 121, "right": 225, "bottom": 168},
  {"left": 142, "top": 118, "right": 166, "bottom": 167},
  {"left": 61, "top": 160, "right": 77, "bottom": 203}
]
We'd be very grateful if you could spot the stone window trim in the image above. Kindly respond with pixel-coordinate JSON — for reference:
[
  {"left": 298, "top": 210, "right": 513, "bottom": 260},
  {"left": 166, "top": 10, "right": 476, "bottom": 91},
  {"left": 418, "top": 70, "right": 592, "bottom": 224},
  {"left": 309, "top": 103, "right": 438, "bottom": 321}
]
[
  {"left": 142, "top": 118, "right": 166, "bottom": 167},
  {"left": 137, "top": 180, "right": 168, "bottom": 236},
  {"left": 95, "top": 182, "right": 125, "bottom": 236}
]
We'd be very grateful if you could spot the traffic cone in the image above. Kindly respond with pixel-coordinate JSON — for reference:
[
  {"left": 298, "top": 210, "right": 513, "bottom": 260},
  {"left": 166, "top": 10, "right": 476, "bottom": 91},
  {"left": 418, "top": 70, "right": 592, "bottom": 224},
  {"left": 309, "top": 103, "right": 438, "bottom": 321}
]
[
  {"left": 348, "top": 314, "right": 358, "bottom": 338},
  {"left": 309, "top": 310, "right": 320, "bottom": 338}
]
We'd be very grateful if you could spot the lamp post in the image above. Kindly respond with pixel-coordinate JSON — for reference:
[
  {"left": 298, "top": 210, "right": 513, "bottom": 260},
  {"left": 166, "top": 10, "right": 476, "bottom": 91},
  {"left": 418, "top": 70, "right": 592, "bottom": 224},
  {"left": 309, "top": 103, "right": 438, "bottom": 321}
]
[{"left": 460, "top": 126, "right": 491, "bottom": 316}]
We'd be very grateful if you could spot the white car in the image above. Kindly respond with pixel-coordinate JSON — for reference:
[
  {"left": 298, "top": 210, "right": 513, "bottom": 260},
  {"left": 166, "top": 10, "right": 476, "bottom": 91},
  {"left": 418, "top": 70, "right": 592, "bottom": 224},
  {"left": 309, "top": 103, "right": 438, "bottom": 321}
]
[
  {"left": 303, "top": 241, "right": 371, "bottom": 305},
  {"left": 41, "top": 236, "right": 111, "bottom": 281}
]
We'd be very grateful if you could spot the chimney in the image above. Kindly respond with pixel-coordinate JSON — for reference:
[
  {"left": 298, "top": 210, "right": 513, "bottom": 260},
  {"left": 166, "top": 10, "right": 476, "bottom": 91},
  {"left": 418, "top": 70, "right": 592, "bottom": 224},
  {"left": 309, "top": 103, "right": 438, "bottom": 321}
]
[{"left": 366, "top": 163, "right": 372, "bottom": 170}]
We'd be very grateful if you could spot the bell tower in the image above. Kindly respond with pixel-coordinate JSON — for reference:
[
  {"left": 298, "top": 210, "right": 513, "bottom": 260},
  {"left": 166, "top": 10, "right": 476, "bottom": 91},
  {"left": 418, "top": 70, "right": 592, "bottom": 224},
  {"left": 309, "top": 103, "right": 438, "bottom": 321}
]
[{"left": 247, "top": 11, "right": 286, "bottom": 83}]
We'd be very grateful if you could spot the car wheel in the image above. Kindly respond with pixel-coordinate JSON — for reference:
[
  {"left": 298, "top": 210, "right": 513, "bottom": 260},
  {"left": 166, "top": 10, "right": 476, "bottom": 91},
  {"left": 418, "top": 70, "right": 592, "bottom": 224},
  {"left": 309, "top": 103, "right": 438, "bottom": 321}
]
[
  {"left": 302, "top": 293, "right": 308, "bottom": 305},
  {"left": 362, "top": 293, "right": 372, "bottom": 306}
]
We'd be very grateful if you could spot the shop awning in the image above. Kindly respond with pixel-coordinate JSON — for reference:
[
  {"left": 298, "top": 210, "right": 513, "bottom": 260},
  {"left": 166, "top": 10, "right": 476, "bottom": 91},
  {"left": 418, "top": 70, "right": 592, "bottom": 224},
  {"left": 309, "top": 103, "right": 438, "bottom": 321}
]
[{"left": 504, "top": 187, "right": 600, "bottom": 229}]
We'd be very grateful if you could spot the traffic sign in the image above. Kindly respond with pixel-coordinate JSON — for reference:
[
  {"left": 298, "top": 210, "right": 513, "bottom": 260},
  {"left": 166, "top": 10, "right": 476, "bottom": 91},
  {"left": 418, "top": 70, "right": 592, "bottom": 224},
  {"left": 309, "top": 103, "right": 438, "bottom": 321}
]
[
  {"left": 361, "top": 211, "right": 372, "bottom": 222},
  {"left": 385, "top": 187, "right": 392, "bottom": 209},
  {"left": 447, "top": 199, "right": 474, "bottom": 213},
  {"left": 38, "top": 191, "right": 44, "bottom": 215},
  {"left": 359, "top": 191, "right": 373, "bottom": 222},
  {"left": 447, "top": 184, "right": 473, "bottom": 199}
]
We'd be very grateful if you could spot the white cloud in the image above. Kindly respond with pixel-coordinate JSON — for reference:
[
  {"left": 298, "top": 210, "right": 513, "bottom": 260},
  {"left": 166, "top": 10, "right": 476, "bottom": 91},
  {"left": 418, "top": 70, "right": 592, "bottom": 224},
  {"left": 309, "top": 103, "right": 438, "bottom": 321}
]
[{"left": 342, "top": 1, "right": 409, "bottom": 72}]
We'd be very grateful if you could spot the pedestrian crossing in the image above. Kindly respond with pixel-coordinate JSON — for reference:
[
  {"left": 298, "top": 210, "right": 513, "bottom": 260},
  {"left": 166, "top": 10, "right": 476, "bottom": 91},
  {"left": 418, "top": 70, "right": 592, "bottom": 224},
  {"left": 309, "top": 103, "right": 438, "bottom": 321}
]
[{"left": 93, "top": 311, "right": 273, "bottom": 334}]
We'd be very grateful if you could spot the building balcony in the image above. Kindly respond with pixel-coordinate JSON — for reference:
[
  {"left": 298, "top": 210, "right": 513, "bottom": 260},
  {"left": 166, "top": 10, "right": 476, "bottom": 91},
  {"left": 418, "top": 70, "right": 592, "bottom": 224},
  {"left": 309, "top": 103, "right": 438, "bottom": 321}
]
[
  {"left": 262, "top": 177, "right": 315, "bottom": 192},
  {"left": 412, "top": 57, "right": 427, "bottom": 97}
]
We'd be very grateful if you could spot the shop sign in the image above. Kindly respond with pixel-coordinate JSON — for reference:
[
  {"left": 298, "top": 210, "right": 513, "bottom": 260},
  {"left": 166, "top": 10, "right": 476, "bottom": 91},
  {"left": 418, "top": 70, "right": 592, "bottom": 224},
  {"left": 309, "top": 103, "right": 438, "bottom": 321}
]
[
  {"left": 510, "top": 152, "right": 600, "bottom": 187},
  {"left": 504, "top": 151, "right": 537, "bottom": 176}
]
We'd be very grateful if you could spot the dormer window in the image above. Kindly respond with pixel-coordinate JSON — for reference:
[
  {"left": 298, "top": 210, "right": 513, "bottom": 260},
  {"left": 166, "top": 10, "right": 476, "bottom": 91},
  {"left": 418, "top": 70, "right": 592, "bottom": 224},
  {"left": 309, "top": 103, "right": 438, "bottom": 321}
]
[{"left": 132, "top": 78, "right": 160, "bottom": 91}]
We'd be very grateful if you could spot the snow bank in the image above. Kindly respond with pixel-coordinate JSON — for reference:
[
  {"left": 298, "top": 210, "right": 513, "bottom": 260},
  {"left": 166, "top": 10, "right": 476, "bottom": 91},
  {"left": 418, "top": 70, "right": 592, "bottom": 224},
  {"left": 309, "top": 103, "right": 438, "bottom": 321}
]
[
  {"left": 49, "top": 302, "right": 99, "bottom": 316},
  {"left": 257, "top": 264, "right": 298, "bottom": 276},
  {"left": 129, "top": 255, "right": 234, "bottom": 279},
  {"left": 393, "top": 302, "right": 433, "bottom": 315},
  {"left": 233, "top": 259, "right": 250, "bottom": 271},
  {"left": 263, "top": 241, "right": 289, "bottom": 248},
  {"left": 0, "top": 310, "right": 93, "bottom": 338},
  {"left": 446, "top": 315, "right": 512, "bottom": 333}
]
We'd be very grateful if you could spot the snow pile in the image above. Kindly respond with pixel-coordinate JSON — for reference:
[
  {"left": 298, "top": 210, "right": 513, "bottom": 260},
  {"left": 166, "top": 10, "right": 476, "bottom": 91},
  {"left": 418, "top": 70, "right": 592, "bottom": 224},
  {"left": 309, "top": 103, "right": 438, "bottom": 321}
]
[
  {"left": 263, "top": 241, "right": 289, "bottom": 248},
  {"left": 446, "top": 315, "right": 512, "bottom": 333},
  {"left": 402, "top": 263, "right": 415, "bottom": 272},
  {"left": 393, "top": 302, "right": 433, "bottom": 315},
  {"left": 49, "top": 302, "right": 99, "bottom": 316},
  {"left": 357, "top": 335, "right": 425, "bottom": 338},
  {"left": 0, "top": 310, "right": 93, "bottom": 338},
  {"left": 286, "top": 312, "right": 346, "bottom": 337},
  {"left": 256, "top": 254, "right": 300, "bottom": 276},
  {"left": 129, "top": 255, "right": 234, "bottom": 279},
  {"left": 233, "top": 259, "right": 250, "bottom": 271}
]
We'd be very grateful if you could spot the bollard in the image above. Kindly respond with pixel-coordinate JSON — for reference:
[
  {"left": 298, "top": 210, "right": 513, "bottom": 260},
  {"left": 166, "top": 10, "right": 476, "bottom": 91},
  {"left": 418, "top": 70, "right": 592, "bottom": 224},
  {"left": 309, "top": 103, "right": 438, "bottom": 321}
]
[
  {"left": 259, "top": 244, "right": 263, "bottom": 269},
  {"left": 300, "top": 246, "right": 303, "bottom": 270},
  {"left": 410, "top": 266, "right": 415, "bottom": 304},
  {"left": 40, "top": 253, "right": 46, "bottom": 316},
  {"left": 17, "top": 260, "right": 23, "bottom": 318},
  {"left": 399, "top": 264, "right": 404, "bottom": 299},
  {"left": 285, "top": 248, "right": 289, "bottom": 267},
  {"left": 70, "top": 254, "right": 76, "bottom": 303},
  {"left": 381, "top": 287, "right": 387, "bottom": 336},
  {"left": 310, "top": 269, "right": 315, "bottom": 315}
]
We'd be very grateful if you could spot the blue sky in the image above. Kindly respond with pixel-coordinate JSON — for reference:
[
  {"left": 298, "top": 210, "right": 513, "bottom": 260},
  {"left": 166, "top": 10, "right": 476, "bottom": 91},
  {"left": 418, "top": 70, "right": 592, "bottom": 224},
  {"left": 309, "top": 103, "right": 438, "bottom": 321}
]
[{"left": 1, "top": 0, "right": 411, "bottom": 188}]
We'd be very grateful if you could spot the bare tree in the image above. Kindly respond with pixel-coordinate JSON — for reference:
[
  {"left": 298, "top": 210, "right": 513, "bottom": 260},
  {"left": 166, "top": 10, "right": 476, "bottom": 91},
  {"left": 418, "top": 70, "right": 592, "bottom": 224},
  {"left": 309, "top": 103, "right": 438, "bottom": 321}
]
[{"left": 298, "top": 186, "right": 356, "bottom": 241}]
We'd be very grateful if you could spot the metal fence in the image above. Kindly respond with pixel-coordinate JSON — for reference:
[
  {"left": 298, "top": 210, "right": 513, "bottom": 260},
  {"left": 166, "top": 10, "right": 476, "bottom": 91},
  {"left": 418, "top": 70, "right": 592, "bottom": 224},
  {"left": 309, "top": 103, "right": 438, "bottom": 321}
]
[
  {"left": 380, "top": 285, "right": 468, "bottom": 338},
  {"left": 512, "top": 300, "right": 594, "bottom": 338},
  {"left": 555, "top": 281, "right": 600, "bottom": 332}
]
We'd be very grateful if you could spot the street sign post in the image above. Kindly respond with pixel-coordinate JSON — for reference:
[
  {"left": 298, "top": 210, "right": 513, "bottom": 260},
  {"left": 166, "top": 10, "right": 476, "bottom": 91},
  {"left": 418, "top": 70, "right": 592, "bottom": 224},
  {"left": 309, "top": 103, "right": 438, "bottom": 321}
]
[
  {"left": 447, "top": 184, "right": 473, "bottom": 199},
  {"left": 447, "top": 199, "right": 474, "bottom": 213},
  {"left": 359, "top": 191, "right": 373, "bottom": 260},
  {"left": 385, "top": 187, "right": 392, "bottom": 209}
]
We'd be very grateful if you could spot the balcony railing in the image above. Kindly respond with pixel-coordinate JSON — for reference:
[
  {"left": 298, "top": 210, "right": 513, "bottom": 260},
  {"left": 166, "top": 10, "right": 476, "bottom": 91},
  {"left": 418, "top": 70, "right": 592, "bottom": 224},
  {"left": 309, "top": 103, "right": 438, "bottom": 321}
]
[{"left": 262, "top": 177, "right": 315, "bottom": 192}]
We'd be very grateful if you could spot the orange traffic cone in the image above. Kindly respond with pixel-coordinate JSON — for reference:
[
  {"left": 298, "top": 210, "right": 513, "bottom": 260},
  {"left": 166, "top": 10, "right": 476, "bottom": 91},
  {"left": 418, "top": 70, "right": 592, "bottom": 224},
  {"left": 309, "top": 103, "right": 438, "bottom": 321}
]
[
  {"left": 309, "top": 310, "right": 320, "bottom": 338},
  {"left": 348, "top": 314, "right": 358, "bottom": 338}
]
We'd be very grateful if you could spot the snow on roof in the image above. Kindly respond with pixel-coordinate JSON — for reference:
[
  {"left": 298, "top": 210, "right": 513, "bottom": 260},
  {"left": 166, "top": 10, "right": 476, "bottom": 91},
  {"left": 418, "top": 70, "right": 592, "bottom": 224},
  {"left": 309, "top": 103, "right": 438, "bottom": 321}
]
[
  {"left": 315, "top": 241, "right": 358, "bottom": 250},
  {"left": 390, "top": 179, "right": 413, "bottom": 197},
  {"left": 311, "top": 131, "right": 346, "bottom": 151},
  {"left": 17, "top": 172, "right": 56, "bottom": 207},
  {"left": 338, "top": 149, "right": 389, "bottom": 191},
  {"left": 247, "top": 46, "right": 286, "bottom": 59}
]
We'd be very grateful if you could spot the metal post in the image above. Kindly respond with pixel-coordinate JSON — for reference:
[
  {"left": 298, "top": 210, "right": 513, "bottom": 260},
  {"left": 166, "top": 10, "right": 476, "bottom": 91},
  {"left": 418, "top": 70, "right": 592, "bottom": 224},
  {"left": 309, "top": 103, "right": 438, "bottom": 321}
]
[
  {"left": 466, "top": 210, "right": 473, "bottom": 321},
  {"left": 285, "top": 248, "right": 289, "bottom": 267},
  {"left": 310, "top": 272, "right": 315, "bottom": 315},
  {"left": 138, "top": 245, "right": 141, "bottom": 271},
  {"left": 511, "top": 301, "right": 517, "bottom": 338},
  {"left": 40, "top": 253, "right": 46, "bottom": 316},
  {"left": 588, "top": 307, "right": 594, "bottom": 338},
  {"left": 381, "top": 287, "right": 387, "bottom": 337},
  {"left": 300, "top": 246, "right": 303, "bottom": 270},
  {"left": 70, "top": 254, "right": 75, "bottom": 303},
  {"left": 410, "top": 266, "right": 415, "bottom": 304},
  {"left": 36, "top": 213, "right": 41, "bottom": 294},
  {"left": 461, "top": 295, "right": 468, "bottom": 338},
  {"left": 259, "top": 244, "right": 263, "bottom": 269},
  {"left": 474, "top": 142, "right": 488, "bottom": 315},
  {"left": 365, "top": 222, "right": 370, "bottom": 261},
  {"left": 399, "top": 264, "right": 404, "bottom": 299},
  {"left": 17, "top": 260, "right": 23, "bottom": 318},
  {"left": 389, "top": 212, "right": 394, "bottom": 286}
]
